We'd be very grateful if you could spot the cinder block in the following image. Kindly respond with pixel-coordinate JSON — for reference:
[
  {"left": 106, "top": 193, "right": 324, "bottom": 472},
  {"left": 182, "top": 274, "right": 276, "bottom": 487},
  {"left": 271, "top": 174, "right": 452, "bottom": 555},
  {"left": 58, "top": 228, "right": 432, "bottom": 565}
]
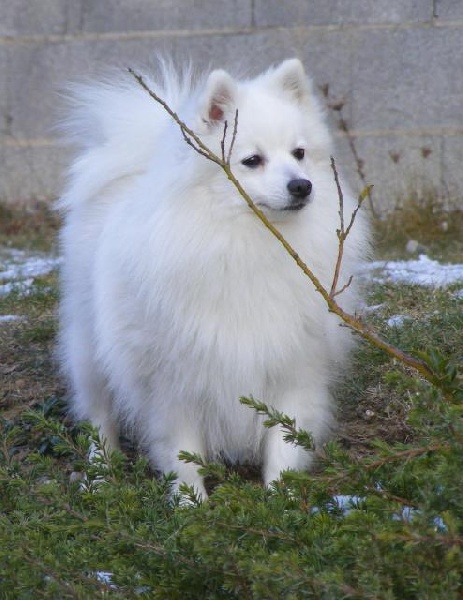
[
  {"left": 0, "top": 47, "right": 9, "bottom": 136},
  {"left": 79, "top": 0, "right": 253, "bottom": 33},
  {"left": 0, "top": 0, "right": 84, "bottom": 36},
  {"left": 436, "top": 0, "right": 463, "bottom": 20},
  {"left": 1, "top": 32, "right": 252, "bottom": 139},
  {"left": 2, "top": 5, "right": 463, "bottom": 209},
  {"left": 5, "top": 42, "right": 82, "bottom": 139},
  {"left": 295, "top": 29, "right": 356, "bottom": 123},
  {"left": 349, "top": 27, "right": 463, "bottom": 132},
  {"left": 0, "top": 142, "right": 69, "bottom": 202},
  {"left": 340, "top": 134, "right": 445, "bottom": 210},
  {"left": 0, "top": 0, "right": 253, "bottom": 37},
  {"left": 254, "top": 0, "right": 431, "bottom": 28}
]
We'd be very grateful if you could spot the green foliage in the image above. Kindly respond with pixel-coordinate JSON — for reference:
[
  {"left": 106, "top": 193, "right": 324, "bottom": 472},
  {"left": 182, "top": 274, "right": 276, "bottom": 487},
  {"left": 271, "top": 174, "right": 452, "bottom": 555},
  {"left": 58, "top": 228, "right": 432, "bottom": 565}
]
[
  {"left": 240, "top": 397, "right": 315, "bottom": 451},
  {"left": 1, "top": 204, "right": 463, "bottom": 597},
  {"left": 1, "top": 361, "right": 462, "bottom": 599}
]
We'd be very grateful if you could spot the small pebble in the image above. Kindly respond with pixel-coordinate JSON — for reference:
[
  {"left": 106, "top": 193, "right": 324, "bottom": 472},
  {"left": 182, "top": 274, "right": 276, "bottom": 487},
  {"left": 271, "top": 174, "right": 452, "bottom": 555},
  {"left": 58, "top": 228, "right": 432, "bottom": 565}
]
[{"left": 405, "top": 239, "right": 419, "bottom": 254}]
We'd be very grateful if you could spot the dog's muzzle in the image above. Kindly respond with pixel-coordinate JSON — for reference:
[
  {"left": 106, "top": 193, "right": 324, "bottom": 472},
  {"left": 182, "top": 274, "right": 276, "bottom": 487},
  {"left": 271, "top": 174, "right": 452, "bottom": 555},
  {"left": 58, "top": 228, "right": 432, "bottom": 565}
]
[{"left": 285, "top": 178, "right": 312, "bottom": 210}]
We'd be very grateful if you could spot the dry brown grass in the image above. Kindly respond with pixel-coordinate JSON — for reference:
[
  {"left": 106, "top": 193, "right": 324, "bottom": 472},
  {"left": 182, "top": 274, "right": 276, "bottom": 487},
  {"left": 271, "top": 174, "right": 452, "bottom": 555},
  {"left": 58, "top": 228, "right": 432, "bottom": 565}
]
[
  {"left": 373, "top": 192, "right": 463, "bottom": 261},
  {"left": 0, "top": 201, "right": 60, "bottom": 251}
]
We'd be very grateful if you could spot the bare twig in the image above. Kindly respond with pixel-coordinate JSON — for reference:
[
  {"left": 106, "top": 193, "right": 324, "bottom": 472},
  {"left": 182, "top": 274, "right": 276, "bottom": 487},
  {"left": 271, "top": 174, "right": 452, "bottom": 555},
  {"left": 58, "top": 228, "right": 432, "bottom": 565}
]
[
  {"left": 128, "top": 68, "right": 437, "bottom": 385},
  {"left": 320, "top": 85, "right": 378, "bottom": 218},
  {"left": 330, "top": 156, "right": 346, "bottom": 298},
  {"left": 220, "top": 110, "right": 239, "bottom": 164},
  {"left": 128, "top": 67, "right": 214, "bottom": 163},
  {"left": 329, "top": 157, "right": 371, "bottom": 299},
  {"left": 227, "top": 109, "right": 239, "bottom": 165},
  {"left": 220, "top": 119, "right": 228, "bottom": 162},
  {"left": 333, "top": 275, "right": 354, "bottom": 298},
  {"left": 345, "top": 184, "right": 373, "bottom": 238}
]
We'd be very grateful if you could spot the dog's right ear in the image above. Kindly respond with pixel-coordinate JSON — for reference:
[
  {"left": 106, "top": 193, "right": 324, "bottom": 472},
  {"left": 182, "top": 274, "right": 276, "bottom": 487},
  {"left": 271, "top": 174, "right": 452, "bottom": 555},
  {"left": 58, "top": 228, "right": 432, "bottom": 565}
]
[{"left": 200, "top": 70, "right": 237, "bottom": 126}]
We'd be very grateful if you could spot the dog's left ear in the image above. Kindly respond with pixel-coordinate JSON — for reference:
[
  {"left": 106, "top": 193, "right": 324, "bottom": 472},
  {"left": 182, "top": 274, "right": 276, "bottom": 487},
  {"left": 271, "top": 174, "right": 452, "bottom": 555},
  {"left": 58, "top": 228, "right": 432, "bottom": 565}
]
[
  {"left": 200, "top": 69, "right": 238, "bottom": 126},
  {"left": 270, "top": 59, "right": 313, "bottom": 104}
]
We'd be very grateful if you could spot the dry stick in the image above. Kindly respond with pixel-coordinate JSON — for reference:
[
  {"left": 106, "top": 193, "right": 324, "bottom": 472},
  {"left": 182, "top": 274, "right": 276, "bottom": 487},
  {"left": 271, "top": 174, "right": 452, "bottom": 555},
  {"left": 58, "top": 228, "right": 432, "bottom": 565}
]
[
  {"left": 220, "top": 119, "right": 228, "bottom": 162},
  {"left": 227, "top": 109, "right": 239, "bottom": 164},
  {"left": 321, "top": 86, "right": 378, "bottom": 219},
  {"left": 128, "top": 68, "right": 436, "bottom": 385},
  {"left": 219, "top": 110, "right": 239, "bottom": 163},
  {"left": 330, "top": 155, "right": 345, "bottom": 298},
  {"left": 339, "top": 110, "right": 377, "bottom": 219},
  {"left": 329, "top": 159, "right": 372, "bottom": 299},
  {"left": 330, "top": 156, "right": 355, "bottom": 299}
]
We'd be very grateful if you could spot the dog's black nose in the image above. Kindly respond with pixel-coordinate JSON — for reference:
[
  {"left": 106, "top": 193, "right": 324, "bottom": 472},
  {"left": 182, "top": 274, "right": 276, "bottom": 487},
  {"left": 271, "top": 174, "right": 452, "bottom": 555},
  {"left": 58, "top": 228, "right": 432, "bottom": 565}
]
[{"left": 287, "top": 178, "right": 312, "bottom": 199}]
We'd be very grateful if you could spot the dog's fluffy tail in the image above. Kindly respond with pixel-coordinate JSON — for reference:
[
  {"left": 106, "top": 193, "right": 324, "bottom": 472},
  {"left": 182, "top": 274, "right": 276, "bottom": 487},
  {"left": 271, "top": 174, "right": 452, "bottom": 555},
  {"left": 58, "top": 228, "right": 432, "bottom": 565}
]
[{"left": 57, "top": 61, "right": 195, "bottom": 209}]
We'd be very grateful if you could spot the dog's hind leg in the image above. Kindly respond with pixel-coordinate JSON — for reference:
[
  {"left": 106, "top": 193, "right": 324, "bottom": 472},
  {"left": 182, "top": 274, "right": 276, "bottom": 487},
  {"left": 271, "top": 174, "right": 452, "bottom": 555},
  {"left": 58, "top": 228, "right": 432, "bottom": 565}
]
[{"left": 66, "top": 331, "right": 120, "bottom": 454}]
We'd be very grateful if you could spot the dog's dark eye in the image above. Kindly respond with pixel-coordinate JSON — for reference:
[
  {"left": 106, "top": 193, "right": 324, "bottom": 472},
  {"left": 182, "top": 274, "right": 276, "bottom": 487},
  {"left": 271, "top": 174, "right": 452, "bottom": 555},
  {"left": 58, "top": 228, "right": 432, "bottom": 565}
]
[
  {"left": 241, "top": 155, "right": 263, "bottom": 168},
  {"left": 292, "top": 148, "right": 305, "bottom": 161}
]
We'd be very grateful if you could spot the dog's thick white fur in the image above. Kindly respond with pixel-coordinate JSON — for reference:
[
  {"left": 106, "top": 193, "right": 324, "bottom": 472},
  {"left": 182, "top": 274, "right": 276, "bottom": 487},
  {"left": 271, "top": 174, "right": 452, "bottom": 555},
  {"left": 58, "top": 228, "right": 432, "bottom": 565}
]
[{"left": 59, "top": 58, "right": 369, "bottom": 498}]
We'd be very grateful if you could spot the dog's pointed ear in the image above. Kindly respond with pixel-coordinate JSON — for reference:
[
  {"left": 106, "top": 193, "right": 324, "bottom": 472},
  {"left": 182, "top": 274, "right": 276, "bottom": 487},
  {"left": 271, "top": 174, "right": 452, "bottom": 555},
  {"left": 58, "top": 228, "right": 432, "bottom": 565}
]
[
  {"left": 270, "top": 59, "right": 313, "bottom": 104},
  {"left": 200, "top": 69, "right": 238, "bottom": 126}
]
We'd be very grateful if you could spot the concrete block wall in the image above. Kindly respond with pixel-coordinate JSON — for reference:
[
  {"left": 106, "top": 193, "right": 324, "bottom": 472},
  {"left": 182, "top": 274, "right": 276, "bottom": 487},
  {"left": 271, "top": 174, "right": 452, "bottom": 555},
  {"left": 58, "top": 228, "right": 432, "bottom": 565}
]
[{"left": 1, "top": 0, "right": 462, "bottom": 212}]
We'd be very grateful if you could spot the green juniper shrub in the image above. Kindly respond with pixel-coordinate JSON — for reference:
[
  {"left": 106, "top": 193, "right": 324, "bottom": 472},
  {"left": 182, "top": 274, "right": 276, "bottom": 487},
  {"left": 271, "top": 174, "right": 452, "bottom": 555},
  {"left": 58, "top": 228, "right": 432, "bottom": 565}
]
[
  {"left": 1, "top": 201, "right": 462, "bottom": 598},
  {"left": 1, "top": 358, "right": 462, "bottom": 599}
]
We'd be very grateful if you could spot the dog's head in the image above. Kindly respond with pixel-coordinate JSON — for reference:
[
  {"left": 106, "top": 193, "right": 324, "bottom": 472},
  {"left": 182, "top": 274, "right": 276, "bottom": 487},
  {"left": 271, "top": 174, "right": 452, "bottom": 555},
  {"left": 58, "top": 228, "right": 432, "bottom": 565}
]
[{"left": 195, "top": 59, "right": 332, "bottom": 215}]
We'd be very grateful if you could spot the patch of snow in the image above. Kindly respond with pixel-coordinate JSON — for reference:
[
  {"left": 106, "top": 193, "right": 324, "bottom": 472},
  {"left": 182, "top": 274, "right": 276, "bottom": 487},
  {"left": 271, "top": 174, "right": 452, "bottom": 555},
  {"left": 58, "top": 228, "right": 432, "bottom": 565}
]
[
  {"left": 362, "top": 254, "right": 463, "bottom": 287},
  {"left": 0, "top": 315, "right": 24, "bottom": 323},
  {"left": 453, "top": 289, "right": 463, "bottom": 300},
  {"left": 93, "top": 571, "right": 117, "bottom": 589},
  {"left": 0, "top": 248, "right": 60, "bottom": 297},
  {"left": 332, "top": 495, "right": 363, "bottom": 511},
  {"left": 360, "top": 303, "right": 385, "bottom": 314},
  {"left": 386, "top": 314, "right": 411, "bottom": 328},
  {"left": 91, "top": 571, "right": 150, "bottom": 594},
  {"left": 0, "top": 278, "right": 34, "bottom": 297},
  {"left": 0, "top": 255, "right": 61, "bottom": 281}
]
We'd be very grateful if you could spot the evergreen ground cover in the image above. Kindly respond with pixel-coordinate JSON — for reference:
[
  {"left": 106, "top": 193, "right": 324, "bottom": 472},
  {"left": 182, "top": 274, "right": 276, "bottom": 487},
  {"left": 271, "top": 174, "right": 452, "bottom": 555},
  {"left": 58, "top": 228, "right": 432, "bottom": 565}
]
[{"left": 0, "top": 201, "right": 462, "bottom": 599}]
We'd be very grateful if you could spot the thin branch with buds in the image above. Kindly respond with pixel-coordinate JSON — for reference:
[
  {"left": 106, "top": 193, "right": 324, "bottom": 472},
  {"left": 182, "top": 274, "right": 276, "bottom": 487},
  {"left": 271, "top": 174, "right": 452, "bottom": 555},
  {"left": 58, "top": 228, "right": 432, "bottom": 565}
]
[
  {"left": 320, "top": 84, "right": 378, "bottom": 219},
  {"left": 128, "top": 68, "right": 437, "bottom": 385},
  {"left": 220, "top": 109, "right": 239, "bottom": 164},
  {"left": 329, "top": 158, "right": 373, "bottom": 299}
]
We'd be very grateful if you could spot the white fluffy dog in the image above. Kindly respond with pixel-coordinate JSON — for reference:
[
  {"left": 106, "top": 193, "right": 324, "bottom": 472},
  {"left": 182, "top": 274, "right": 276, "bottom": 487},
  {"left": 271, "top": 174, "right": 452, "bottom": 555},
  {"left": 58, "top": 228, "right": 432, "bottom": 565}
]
[{"left": 59, "top": 58, "right": 369, "bottom": 498}]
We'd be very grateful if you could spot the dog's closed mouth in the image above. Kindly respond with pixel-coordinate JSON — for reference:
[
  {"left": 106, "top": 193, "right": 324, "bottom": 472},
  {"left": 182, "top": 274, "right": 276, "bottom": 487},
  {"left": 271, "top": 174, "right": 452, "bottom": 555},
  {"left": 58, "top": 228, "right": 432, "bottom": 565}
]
[
  {"left": 284, "top": 202, "right": 308, "bottom": 211},
  {"left": 256, "top": 201, "right": 309, "bottom": 212}
]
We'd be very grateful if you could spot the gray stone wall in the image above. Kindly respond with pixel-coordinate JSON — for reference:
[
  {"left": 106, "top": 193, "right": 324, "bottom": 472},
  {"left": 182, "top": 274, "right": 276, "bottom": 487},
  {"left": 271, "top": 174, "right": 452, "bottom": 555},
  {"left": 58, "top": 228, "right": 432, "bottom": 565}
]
[{"left": 1, "top": 1, "right": 462, "bottom": 212}]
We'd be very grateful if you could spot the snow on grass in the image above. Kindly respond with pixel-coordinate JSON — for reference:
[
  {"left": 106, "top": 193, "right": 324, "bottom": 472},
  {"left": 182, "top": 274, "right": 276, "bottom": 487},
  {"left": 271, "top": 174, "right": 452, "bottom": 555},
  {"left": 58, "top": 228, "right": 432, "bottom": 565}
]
[
  {"left": 363, "top": 254, "right": 463, "bottom": 287},
  {"left": 386, "top": 314, "right": 412, "bottom": 328},
  {"left": 0, "top": 315, "right": 25, "bottom": 323},
  {"left": 0, "top": 278, "right": 35, "bottom": 297},
  {"left": 0, "top": 248, "right": 61, "bottom": 281},
  {"left": 0, "top": 248, "right": 61, "bottom": 298},
  {"left": 358, "top": 254, "right": 463, "bottom": 328},
  {"left": 0, "top": 248, "right": 60, "bottom": 323}
]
